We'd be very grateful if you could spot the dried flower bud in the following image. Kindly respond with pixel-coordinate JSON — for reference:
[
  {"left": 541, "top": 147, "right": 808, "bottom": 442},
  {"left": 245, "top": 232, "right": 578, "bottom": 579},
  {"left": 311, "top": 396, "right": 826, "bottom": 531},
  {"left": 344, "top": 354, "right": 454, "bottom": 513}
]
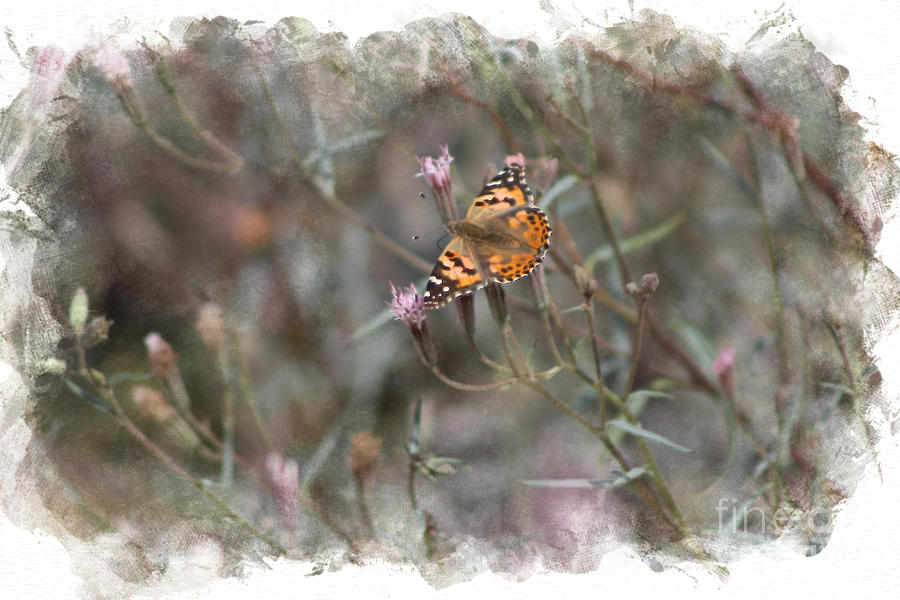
[
  {"left": 144, "top": 332, "right": 177, "bottom": 379},
  {"left": 574, "top": 265, "right": 597, "bottom": 298},
  {"left": 640, "top": 272, "right": 659, "bottom": 294},
  {"left": 347, "top": 430, "right": 382, "bottom": 479},
  {"left": 82, "top": 316, "right": 113, "bottom": 348},
  {"left": 132, "top": 386, "right": 176, "bottom": 423},
  {"left": 195, "top": 304, "right": 225, "bottom": 352},
  {"left": 455, "top": 294, "right": 476, "bottom": 339},
  {"left": 530, "top": 265, "right": 549, "bottom": 309},
  {"left": 713, "top": 348, "right": 735, "bottom": 400},
  {"left": 485, "top": 282, "right": 508, "bottom": 325}
]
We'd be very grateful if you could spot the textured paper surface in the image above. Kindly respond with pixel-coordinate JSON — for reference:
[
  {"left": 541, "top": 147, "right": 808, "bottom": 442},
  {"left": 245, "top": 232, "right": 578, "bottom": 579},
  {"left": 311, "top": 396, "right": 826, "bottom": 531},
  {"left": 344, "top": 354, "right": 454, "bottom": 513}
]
[{"left": 1, "top": 1, "right": 898, "bottom": 597}]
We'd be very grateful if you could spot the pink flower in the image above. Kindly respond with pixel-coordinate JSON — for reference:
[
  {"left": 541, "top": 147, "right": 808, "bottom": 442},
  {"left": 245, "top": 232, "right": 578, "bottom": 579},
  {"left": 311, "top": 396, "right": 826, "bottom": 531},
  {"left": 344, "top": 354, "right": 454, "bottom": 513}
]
[
  {"left": 416, "top": 145, "right": 456, "bottom": 223},
  {"left": 92, "top": 44, "right": 133, "bottom": 89},
  {"left": 388, "top": 282, "right": 435, "bottom": 365},
  {"left": 388, "top": 281, "right": 426, "bottom": 329},
  {"left": 416, "top": 144, "right": 454, "bottom": 190},
  {"left": 713, "top": 348, "right": 736, "bottom": 399},
  {"left": 265, "top": 452, "right": 300, "bottom": 521},
  {"left": 144, "top": 332, "right": 177, "bottom": 379},
  {"left": 504, "top": 153, "right": 526, "bottom": 167}
]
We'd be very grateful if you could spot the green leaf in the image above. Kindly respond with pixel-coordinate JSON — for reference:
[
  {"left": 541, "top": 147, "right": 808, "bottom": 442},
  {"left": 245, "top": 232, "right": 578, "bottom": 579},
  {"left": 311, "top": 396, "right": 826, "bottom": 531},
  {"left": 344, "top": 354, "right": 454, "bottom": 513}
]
[
  {"left": 698, "top": 394, "right": 739, "bottom": 494},
  {"left": 625, "top": 390, "right": 674, "bottom": 403},
  {"left": 584, "top": 211, "right": 686, "bottom": 272},
  {"left": 326, "top": 129, "right": 385, "bottom": 155},
  {"left": 419, "top": 455, "right": 463, "bottom": 480},
  {"left": 521, "top": 478, "right": 607, "bottom": 489},
  {"left": 108, "top": 372, "right": 155, "bottom": 386},
  {"left": 539, "top": 174, "right": 579, "bottom": 209},
  {"left": 69, "top": 287, "right": 89, "bottom": 335},
  {"left": 408, "top": 396, "right": 423, "bottom": 456},
  {"left": 667, "top": 321, "right": 717, "bottom": 366},
  {"left": 606, "top": 420, "right": 693, "bottom": 453},
  {"left": 63, "top": 378, "right": 112, "bottom": 414},
  {"left": 521, "top": 467, "right": 646, "bottom": 489},
  {"left": 696, "top": 135, "right": 755, "bottom": 200},
  {"left": 605, "top": 466, "right": 648, "bottom": 488}
]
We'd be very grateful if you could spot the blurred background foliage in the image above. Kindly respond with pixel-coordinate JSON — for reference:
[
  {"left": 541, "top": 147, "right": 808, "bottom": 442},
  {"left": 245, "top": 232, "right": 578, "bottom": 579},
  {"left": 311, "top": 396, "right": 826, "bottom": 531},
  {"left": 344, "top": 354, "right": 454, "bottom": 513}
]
[{"left": 2, "top": 9, "right": 896, "bottom": 592}]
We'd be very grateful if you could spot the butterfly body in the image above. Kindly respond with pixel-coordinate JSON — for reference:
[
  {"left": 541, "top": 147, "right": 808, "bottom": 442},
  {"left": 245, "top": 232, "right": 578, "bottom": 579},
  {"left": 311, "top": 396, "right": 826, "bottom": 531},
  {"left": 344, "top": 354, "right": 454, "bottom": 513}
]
[{"left": 423, "top": 163, "right": 551, "bottom": 309}]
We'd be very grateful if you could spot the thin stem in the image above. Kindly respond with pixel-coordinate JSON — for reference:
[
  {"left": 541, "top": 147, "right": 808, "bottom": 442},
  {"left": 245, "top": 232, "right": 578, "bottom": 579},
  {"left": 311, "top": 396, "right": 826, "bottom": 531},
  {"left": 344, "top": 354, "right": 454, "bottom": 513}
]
[
  {"left": 244, "top": 40, "right": 432, "bottom": 274},
  {"left": 461, "top": 329, "right": 512, "bottom": 373},
  {"left": 523, "top": 380, "right": 681, "bottom": 536},
  {"left": 113, "top": 87, "right": 240, "bottom": 173},
  {"left": 582, "top": 300, "right": 606, "bottom": 424},
  {"left": 88, "top": 375, "right": 286, "bottom": 555},
  {"left": 427, "top": 364, "right": 518, "bottom": 392},
  {"left": 407, "top": 461, "right": 419, "bottom": 513},
  {"left": 623, "top": 298, "right": 647, "bottom": 399},
  {"left": 830, "top": 321, "right": 882, "bottom": 480},
  {"left": 142, "top": 43, "right": 245, "bottom": 170},
  {"left": 230, "top": 330, "right": 276, "bottom": 452},
  {"left": 502, "top": 323, "right": 534, "bottom": 379},
  {"left": 353, "top": 474, "right": 375, "bottom": 538},
  {"left": 218, "top": 348, "right": 235, "bottom": 495},
  {"left": 588, "top": 180, "right": 634, "bottom": 291},
  {"left": 443, "top": 66, "right": 522, "bottom": 154}
]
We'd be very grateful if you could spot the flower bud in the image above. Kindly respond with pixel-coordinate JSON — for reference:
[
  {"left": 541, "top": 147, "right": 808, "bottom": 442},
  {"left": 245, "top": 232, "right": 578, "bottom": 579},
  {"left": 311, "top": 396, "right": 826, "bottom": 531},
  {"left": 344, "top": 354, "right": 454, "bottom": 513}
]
[
  {"left": 389, "top": 282, "right": 436, "bottom": 366},
  {"left": 713, "top": 348, "right": 735, "bottom": 400},
  {"left": 265, "top": 451, "right": 301, "bottom": 520},
  {"left": 40, "top": 357, "right": 67, "bottom": 375},
  {"left": 132, "top": 386, "right": 176, "bottom": 423},
  {"left": 69, "top": 287, "right": 89, "bottom": 335},
  {"left": 640, "top": 272, "right": 659, "bottom": 294},
  {"left": 347, "top": 430, "right": 382, "bottom": 481},
  {"left": 485, "top": 283, "right": 509, "bottom": 325},
  {"left": 195, "top": 304, "right": 225, "bottom": 353},
  {"left": 82, "top": 316, "right": 113, "bottom": 348},
  {"left": 455, "top": 294, "right": 476, "bottom": 339},
  {"left": 416, "top": 145, "right": 457, "bottom": 224},
  {"left": 144, "top": 332, "right": 177, "bottom": 379},
  {"left": 574, "top": 265, "right": 597, "bottom": 298}
]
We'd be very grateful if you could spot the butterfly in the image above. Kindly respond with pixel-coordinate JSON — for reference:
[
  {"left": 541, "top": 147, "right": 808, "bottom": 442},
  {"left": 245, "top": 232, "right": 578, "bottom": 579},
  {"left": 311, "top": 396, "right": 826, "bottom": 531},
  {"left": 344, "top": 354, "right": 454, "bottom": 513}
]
[{"left": 423, "top": 163, "right": 552, "bottom": 309}]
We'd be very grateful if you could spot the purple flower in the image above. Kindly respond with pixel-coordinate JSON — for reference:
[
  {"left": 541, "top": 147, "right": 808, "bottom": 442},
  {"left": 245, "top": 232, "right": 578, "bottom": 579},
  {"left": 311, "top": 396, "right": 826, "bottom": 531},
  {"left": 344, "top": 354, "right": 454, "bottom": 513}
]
[
  {"left": 416, "top": 145, "right": 457, "bottom": 223},
  {"left": 416, "top": 144, "right": 454, "bottom": 189},
  {"left": 389, "top": 281, "right": 426, "bottom": 329},
  {"left": 388, "top": 282, "right": 435, "bottom": 365}
]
